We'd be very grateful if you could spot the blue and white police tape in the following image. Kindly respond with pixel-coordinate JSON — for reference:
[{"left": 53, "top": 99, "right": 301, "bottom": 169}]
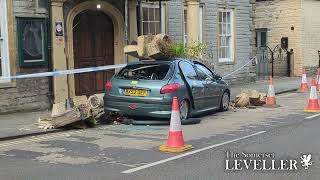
[{"left": 0, "top": 64, "right": 127, "bottom": 80}]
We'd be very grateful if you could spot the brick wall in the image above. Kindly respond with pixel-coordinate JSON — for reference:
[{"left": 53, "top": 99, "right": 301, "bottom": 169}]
[
  {"left": 255, "top": 0, "right": 303, "bottom": 76},
  {"left": 0, "top": 0, "right": 51, "bottom": 113},
  {"left": 301, "top": 0, "right": 320, "bottom": 73}
]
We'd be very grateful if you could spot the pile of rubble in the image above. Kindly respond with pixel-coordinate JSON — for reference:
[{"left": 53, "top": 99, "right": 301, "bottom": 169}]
[
  {"left": 38, "top": 94, "right": 107, "bottom": 129},
  {"left": 232, "top": 89, "right": 267, "bottom": 108}
]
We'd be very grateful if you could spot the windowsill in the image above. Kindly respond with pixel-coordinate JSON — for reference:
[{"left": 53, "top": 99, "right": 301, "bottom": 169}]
[
  {"left": 35, "top": 8, "right": 48, "bottom": 14},
  {"left": 218, "top": 59, "right": 235, "bottom": 65},
  {"left": 0, "top": 81, "right": 16, "bottom": 89}
]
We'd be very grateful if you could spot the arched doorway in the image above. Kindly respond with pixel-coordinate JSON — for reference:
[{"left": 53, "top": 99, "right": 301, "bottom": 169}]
[{"left": 73, "top": 10, "right": 114, "bottom": 96}]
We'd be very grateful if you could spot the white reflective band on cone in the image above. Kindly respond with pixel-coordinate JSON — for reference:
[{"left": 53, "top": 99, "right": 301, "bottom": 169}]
[
  {"left": 170, "top": 111, "right": 182, "bottom": 132},
  {"left": 268, "top": 85, "right": 275, "bottom": 96},
  {"left": 302, "top": 74, "right": 308, "bottom": 83},
  {"left": 310, "top": 86, "right": 318, "bottom": 99}
]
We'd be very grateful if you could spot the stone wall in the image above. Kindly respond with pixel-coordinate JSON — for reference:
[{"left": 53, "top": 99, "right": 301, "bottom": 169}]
[
  {"left": 0, "top": 0, "right": 51, "bottom": 113},
  {"left": 167, "top": 0, "right": 184, "bottom": 42},
  {"left": 301, "top": 0, "right": 320, "bottom": 72},
  {"left": 167, "top": 0, "right": 254, "bottom": 84},
  {"left": 254, "top": 0, "right": 303, "bottom": 76},
  {"left": 63, "top": 0, "right": 124, "bottom": 21}
]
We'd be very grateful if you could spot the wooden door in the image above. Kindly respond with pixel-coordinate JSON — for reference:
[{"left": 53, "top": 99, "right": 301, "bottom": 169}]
[{"left": 73, "top": 10, "right": 114, "bottom": 96}]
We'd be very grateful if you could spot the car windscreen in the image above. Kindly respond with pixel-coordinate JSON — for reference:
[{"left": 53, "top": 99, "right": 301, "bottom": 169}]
[{"left": 116, "top": 63, "right": 171, "bottom": 80}]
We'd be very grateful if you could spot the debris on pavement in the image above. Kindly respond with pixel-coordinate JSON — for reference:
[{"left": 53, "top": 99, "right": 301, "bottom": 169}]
[
  {"left": 38, "top": 108, "right": 81, "bottom": 129},
  {"left": 38, "top": 94, "right": 109, "bottom": 129},
  {"left": 233, "top": 89, "right": 267, "bottom": 108},
  {"left": 88, "top": 93, "right": 104, "bottom": 109}
]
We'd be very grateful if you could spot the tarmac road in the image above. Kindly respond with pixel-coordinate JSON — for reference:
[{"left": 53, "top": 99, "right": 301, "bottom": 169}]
[
  {"left": 0, "top": 92, "right": 319, "bottom": 180},
  {"left": 121, "top": 112, "right": 320, "bottom": 180}
]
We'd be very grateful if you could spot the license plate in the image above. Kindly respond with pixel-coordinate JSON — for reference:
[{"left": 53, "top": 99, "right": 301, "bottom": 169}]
[{"left": 124, "top": 89, "right": 148, "bottom": 97}]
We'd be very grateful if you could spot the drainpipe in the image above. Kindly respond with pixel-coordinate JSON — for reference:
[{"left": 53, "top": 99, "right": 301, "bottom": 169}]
[
  {"left": 125, "top": 0, "right": 129, "bottom": 63},
  {"left": 47, "top": 0, "right": 54, "bottom": 104},
  {"left": 137, "top": 0, "right": 141, "bottom": 36},
  {"left": 159, "top": 0, "right": 162, "bottom": 31}
]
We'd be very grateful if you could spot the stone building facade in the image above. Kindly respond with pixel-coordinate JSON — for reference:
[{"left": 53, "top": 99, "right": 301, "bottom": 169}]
[
  {"left": 0, "top": 0, "right": 51, "bottom": 113},
  {"left": 167, "top": 0, "right": 255, "bottom": 84},
  {"left": 0, "top": 0, "right": 254, "bottom": 113},
  {"left": 254, "top": 0, "right": 320, "bottom": 76}
]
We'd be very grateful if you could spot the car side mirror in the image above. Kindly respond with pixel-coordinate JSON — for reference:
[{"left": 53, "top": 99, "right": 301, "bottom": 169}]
[{"left": 216, "top": 75, "right": 223, "bottom": 81}]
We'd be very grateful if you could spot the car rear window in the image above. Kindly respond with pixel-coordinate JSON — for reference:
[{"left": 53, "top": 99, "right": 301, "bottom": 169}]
[{"left": 116, "top": 64, "right": 171, "bottom": 80}]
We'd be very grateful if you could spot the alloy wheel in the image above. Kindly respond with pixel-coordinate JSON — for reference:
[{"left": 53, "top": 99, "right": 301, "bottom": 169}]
[{"left": 179, "top": 100, "right": 189, "bottom": 121}]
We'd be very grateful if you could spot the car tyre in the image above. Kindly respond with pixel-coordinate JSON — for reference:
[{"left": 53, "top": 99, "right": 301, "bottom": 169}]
[
  {"left": 219, "top": 91, "right": 230, "bottom": 112},
  {"left": 179, "top": 99, "right": 190, "bottom": 122}
]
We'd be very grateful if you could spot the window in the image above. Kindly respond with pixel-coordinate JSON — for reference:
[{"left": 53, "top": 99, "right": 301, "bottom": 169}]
[
  {"left": 141, "top": 3, "right": 166, "bottom": 35},
  {"left": 0, "top": 0, "right": 10, "bottom": 82},
  {"left": 37, "top": 0, "right": 47, "bottom": 9},
  {"left": 256, "top": 29, "right": 267, "bottom": 48},
  {"left": 179, "top": 61, "right": 198, "bottom": 80},
  {"left": 218, "top": 9, "right": 234, "bottom": 63},
  {"left": 117, "top": 63, "right": 170, "bottom": 80},
  {"left": 195, "top": 63, "right": 214, "bottom": 81},
  {"left": 184, "top": 6, "right": 204, "bottom": 45},
  {"left": 17, "top": 18, "right": 48, "bottom": 67}
]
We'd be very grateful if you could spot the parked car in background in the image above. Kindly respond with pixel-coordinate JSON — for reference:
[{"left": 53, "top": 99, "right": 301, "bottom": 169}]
[{"left": 104, "top": 59, "right": 230, "bottom": 122}]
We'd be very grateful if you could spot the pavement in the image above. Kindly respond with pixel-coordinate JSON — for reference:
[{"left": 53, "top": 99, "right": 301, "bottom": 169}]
[
  {"left": 0, "top": 90, "right": 316, "bottom": 179},
  {"left": 0, "top": 76, "right": 301, "bottom": 141}
]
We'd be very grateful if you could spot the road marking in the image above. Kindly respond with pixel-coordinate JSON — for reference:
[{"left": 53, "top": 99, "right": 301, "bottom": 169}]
[
  {"left": 122, "top": 131, "right": 266, "bottom": 174},
  {"left": 305, "top": 113, "right": 320, "bottom": 119},
  {"left": 268, "top": 124, "right": 278, "bottom": 126},
  {"left": 226, "top": 134, "right": 236, "bottom": 136},
  {"left": 248, "top": 125, "right": 257, "bottom": 128},
  {"left": 0, "top": 130, "right": 84, "bottom": 148}
]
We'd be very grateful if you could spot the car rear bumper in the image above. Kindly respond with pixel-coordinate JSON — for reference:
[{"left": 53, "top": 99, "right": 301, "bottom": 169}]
[{"left": 104, "top": 94, "right": 172, "bottom": 119}]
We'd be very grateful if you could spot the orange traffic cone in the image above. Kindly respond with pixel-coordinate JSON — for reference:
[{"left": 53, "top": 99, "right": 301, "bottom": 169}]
[
  {"left": 304, "top": 78, "right": 320, "bottom": 113},
  {"left": 159, "top": 97, "right": 193, "bottom": 152},
  {"left": 264, "top": 76, "right": 280, "bottom": 108},
  {"left": 316, "top": 68, "right": 320, "bottom": 92},
  {"left": 300, "top": 68, "right": 309, "bottom": 92}
]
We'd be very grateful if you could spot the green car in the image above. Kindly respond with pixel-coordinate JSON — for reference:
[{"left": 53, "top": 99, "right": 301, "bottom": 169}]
[{"left": 104, "top": 59, "right": 230, "bottom": 122}]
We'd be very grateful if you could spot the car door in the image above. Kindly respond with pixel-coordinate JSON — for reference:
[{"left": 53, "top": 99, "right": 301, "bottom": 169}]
[
  {"left": 194, "top": 63, "right": 221, "bottom": 108},
  {"left": 179, "top": 61, "right": 206, "bottom": 110}
]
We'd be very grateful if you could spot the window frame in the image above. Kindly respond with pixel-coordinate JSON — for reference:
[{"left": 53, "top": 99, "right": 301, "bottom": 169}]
[
  {"left": 0, "top": 0, "right": 10, "bottom": 83},
  {"left": 17, "top": 17, "right": 48, "bottom": 67},
  {"left": 141, "top": 2, "right": 166, "bottom": 35},
  {"left": 218, "top": 8, "right": 234, "bottom": 63}
]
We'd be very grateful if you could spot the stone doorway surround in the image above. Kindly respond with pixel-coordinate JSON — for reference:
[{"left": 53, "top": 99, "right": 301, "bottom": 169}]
[{"left": 51, "top": 0, "right": 125, "bottom": 103}]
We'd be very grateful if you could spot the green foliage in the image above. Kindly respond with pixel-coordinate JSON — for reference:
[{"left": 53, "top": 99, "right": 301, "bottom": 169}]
[
  {"left": 169, "top": 42, "right": 211, "bottom": 59},
  {"left": 168, "top": 41, "right": 215, "bottom": 70},
  {"left": 170, "top": 43, "right": 187, "bottom": 58}
]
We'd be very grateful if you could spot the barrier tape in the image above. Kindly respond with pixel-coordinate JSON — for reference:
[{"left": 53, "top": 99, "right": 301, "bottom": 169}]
[
  {"left": 0, "top": 57, "right": 256, "bottom": 80},
  {"left": 0, "top": 64, "right": 127, "bottom": 80},
  {"left": 222, "top": 56, "right": 256, "bottom": 79}
]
